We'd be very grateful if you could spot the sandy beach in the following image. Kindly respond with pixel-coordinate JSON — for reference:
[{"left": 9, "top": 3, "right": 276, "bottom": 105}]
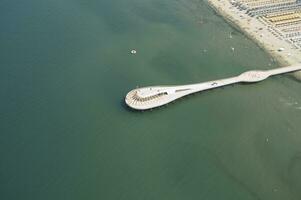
[{"left": 207, "top": 0, "right": 301, "bottom": 79}]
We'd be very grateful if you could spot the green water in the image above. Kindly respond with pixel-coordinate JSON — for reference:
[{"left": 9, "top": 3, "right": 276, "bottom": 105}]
[{"left": 1, "top": 0, "right": 301, "bottom": 199}]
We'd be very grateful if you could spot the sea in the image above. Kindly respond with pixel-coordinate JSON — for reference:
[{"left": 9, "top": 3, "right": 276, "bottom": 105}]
[{"left": 1, "top": 0, "right": 301, "bottom": 199}]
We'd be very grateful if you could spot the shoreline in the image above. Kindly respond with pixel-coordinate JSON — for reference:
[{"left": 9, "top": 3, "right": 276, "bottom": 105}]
[{"left": 207, "top": 0, "right": 301, "bottom": 79}]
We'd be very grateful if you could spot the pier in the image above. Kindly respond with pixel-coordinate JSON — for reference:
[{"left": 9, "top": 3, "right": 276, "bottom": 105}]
[{"left": 125, "top": 65, "right": 301, "bottom": 110}]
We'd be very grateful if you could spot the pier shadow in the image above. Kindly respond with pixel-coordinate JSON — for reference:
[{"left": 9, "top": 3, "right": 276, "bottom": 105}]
[
  {"left": 120, "top": 99, "right": 138, "bottom": 113},
  {"left": 120, "top": 98, "right": 174, "bottom": 113},
  {"left": 291, "top": 76, "right": 301, "bottom": 83}
]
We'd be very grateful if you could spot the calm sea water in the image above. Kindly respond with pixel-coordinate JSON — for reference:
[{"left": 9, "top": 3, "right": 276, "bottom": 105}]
[{"left": 1, "top": 0, "right": 301, "bottom": 199}]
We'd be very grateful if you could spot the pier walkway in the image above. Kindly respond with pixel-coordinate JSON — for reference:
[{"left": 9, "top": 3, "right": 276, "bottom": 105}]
[{"left": 125, "top": 65, "right": 301, "bottom": 110}]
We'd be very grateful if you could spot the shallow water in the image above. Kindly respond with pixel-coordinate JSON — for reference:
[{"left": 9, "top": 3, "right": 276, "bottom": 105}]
[{"left": 1, "top": 0, "right": 301, "bottom": 199}]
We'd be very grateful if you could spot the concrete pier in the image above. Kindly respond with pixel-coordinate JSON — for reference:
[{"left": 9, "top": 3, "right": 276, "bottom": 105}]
[{"left": 125, "top": 65, "right": 301, "bottom": 110}]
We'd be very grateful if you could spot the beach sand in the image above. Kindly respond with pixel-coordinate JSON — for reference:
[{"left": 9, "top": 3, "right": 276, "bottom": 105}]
[{"left": 207, "top": 0, "right": 301, "bottom": 79}]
